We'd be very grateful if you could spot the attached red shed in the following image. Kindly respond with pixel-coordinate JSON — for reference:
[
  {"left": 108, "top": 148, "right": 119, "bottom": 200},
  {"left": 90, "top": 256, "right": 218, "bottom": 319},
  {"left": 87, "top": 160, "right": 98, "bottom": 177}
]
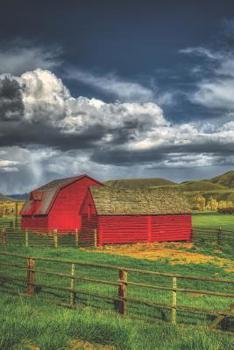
[
  {"left": 21, "top": 175, "right": 102, "bottom": 232},
  {"left": 81, "top": 187, "right": 192, "bottom": 245}
]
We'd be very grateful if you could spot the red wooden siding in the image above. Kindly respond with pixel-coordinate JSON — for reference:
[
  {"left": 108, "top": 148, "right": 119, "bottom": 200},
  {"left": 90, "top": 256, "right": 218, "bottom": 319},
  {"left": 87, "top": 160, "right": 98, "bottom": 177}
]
[
  {"left": 92, "top": 214, "right": 192, "bottom": 246},
  {"left": 21, "top": 216, "right": 48, "bottom": 232},
  {"left": 21, "top": 175, "right": 102, "bottom": 233},
  {"left": 79, "top": 190, "right": 98, "bottom": 242},
  {"left": 80, "top": 189, "right": 192, "bottom": 245},
  {"left": 151, "top": 215, "right": 191, "bottom": 242},
  {"left": 97, "top": 215, "right": 149, "bottom": 245},
  {"left": 48, "top": 177, "right": 99, "bottom": 232}
]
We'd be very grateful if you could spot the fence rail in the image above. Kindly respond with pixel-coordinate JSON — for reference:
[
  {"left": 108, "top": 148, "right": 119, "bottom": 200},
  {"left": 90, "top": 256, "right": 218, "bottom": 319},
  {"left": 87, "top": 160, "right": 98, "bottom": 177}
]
[
  {"left": 192, "top": 226, "right": 234, "bottom": 246},
  {"left": 0, "top": 219, "right": 97, "bottom": 248},
  {"left": 0, "top": 252, "right": 233, "bottom": 332},
  {"left": 0, "top": 218, "right": 233, "bottom": 249}
]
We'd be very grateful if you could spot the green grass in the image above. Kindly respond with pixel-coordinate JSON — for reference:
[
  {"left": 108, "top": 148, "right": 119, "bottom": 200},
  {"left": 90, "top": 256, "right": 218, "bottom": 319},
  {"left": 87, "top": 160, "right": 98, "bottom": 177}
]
[
  {"left": 0, "top": 244, "right": 233, "bottom": 349},
  {"left": 193, "top": 213, "right": 234, "bottom": 230},
  {"left": 0, "top": 213, "right": 233, "bottom": 349},
  {"left": 0, "top": 293, "right": 234, "bottom": 350},
  {"left": 105, "top": 178, "right": 175, "bottom": 188},
  {"left": 1, "top": 293, "right": 233, "bottom": 350}
]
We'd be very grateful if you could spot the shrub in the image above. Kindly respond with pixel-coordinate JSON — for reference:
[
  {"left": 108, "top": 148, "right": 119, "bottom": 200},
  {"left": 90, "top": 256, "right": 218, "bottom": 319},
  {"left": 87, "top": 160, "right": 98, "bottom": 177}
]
[{"left": 218, "top": 207, "right": 234, "bottom": 214}]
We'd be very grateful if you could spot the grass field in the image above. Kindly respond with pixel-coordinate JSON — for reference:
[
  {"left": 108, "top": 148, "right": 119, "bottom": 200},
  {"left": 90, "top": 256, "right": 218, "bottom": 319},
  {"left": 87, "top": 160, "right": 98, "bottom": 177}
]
[
  {"left": 193, "top": 213, "right": 234, "bottom": 230},
  {"left": 0, "top": 213, "right": 233, "bottom": 349},
  {"left": 0, "top": 244, "right": 234, "bottom": 350}
]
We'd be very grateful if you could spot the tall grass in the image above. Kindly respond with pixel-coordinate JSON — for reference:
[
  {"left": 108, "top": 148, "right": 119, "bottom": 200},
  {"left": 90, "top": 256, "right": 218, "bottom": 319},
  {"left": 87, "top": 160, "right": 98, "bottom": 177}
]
[
  {"left": 0, "top": 245, "right": 233, "bottom": 349},
  {"left": 0, "top": 293, "right": 233, "bottom": 350}
]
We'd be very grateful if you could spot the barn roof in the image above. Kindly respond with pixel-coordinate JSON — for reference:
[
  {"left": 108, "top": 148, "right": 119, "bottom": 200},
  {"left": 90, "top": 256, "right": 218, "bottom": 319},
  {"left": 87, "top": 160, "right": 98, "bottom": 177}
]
[
  {"left": 90, "top": 187, "right": 191, "bottom": 215},
  {"left": 21, "top": 174, "right": 99, "bottom": 216}
]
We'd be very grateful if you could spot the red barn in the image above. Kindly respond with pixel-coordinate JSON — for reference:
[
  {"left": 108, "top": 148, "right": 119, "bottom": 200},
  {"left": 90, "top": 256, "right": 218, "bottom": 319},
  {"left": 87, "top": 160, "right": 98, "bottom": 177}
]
[
  {"left": 21, "top": 175, "right": 102, "bottom": 232},
  {"left": 80, "top": 186, "right": 192, "bottom": 245}
]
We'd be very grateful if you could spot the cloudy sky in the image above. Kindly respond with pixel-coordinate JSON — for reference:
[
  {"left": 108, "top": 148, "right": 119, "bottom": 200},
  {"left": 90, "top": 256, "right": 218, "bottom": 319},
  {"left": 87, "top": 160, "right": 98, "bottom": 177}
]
[{"left": 0, "top": 0, "right": 234, "bottom": 193}]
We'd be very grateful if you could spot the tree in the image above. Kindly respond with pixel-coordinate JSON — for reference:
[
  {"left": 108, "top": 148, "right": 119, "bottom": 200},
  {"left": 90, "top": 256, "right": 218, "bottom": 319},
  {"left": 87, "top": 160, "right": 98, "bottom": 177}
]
[
  {"left": 206, "top": 196, "right": 218, "bottom": 211},
  {"left": 194, "top": 194, "right": 206, "bottom": 211}
]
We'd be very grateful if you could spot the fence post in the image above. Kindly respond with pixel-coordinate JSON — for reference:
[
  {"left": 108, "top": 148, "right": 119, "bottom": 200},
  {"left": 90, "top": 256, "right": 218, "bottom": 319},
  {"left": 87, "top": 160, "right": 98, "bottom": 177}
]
[
  {"left": 12, "top": 219, "right": 15, "bottom": 232},
  {"left": 94, "top": 229, "right": 97, "bottom": 247},
  {"left": 70, "top": 263, "right": 76, "bottom": 307},
  {"left": 217, "top": 226, "right": 222, "bottom": 245},
  {"left": 171, "top": 277, "right": 177, "bottom": 324},
  {"left": 1, "top": 228, "right": 7, "bottom": 250},
  {"left": 25, "top": 230, "right": 29, "bottom": 248},
  {"left": 118, "top": 269, "right": 128, "bottom": 315},
  {"left": 53, "top": 229, "right": 58, "bottom": 248},
  {"left": 15, "top": 201, "right": 18, "bottom": 229},
  {"left": 26, "top": 257, "right": 35, "bottom": 295},
  {"left": 75, "top": 229, "right": 79, "bottom": 248}
]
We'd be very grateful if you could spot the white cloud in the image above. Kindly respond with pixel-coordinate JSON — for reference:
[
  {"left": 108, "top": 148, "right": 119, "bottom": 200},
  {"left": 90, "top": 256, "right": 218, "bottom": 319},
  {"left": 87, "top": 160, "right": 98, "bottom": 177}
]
[
  {"left": 0, "top": 44, "right": 61, "bottom": 75},
  {"left": 179, "top": 47, "right": 222, "bottom": 60},
  {"left": 1, "top": 68, "right": 234, "bottom": 193},
  {"left": 181, "top": 46, "right": 234, "bottom": 111},
  {"left": 0, "top": 159, "right": 19, "bottom": 173},
  {"left": 66, "top": 69, "right": 155, "bottom": 102},
  {"left": 6, "top": 68, "right": 234, "bottom": 156},
  {"left": 21, "top": 69, "right": 70, "bottom": 123},
  {"left": 192, "top": 78, "right": 234, "bottom": 109}
]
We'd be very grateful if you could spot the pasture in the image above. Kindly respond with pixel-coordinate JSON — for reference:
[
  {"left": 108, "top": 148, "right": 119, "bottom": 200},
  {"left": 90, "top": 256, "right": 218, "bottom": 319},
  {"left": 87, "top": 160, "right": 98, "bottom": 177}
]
[
  {"left": 193, "top": 212, "right": 234, "bottom": 230},
  {"left": 0, "top": 213, "right": 233, "bottom": 349}
]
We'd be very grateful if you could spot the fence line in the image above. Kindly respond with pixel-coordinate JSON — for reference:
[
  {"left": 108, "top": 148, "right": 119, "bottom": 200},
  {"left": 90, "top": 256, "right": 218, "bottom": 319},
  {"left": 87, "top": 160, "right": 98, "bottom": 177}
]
[
  {"left": 192, "top": 226, "right": 234, "bottom": 246},
  {"left": 0, "top": 252, "right": 233, "bottom": 332},
  {"left": 0, "top": 224, "right": 97, "bottom": 249},
  {"left": 0, "top": 221, "right": 233, "bottom": 249}
]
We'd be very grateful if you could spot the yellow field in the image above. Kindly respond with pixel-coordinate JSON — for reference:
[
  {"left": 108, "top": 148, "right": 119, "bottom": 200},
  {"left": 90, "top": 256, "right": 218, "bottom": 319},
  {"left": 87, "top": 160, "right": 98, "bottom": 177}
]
[
  {"left": 0, "top": 200, "right": 24, "bottom": 217},
  {"left": 95, "top": 242, "right": 234, "bottom": 272}
]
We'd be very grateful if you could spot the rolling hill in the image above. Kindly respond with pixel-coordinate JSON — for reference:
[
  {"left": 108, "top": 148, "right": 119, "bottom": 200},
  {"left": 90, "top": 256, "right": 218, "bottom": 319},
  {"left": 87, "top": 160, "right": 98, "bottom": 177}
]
[
  {"left": 105, "top": 171, "right": 234, "bottom": 210},
  {"left": 105, "top": 177, "right": 175, "bottom": 188},
  {"left": 210, "top": 170, "right": 234, "bottom": 188},
  {"left": 106, "top": 171, "right": 234, "bottom": 191}
]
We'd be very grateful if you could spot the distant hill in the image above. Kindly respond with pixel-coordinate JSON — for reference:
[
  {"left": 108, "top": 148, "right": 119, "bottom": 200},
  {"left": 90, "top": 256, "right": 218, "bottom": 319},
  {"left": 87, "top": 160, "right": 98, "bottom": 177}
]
[
  {"left": 105, "top": 178, "right": 175, "bottom": 188},
  {"left": 0, "top": 193, "right": 15, "bottom": 201},
  {"left": 106, "top": 171, "right": 234, "bottom": 191},
  {"left": 210, "top": 171, "right": 234, "bottom": 188},
  {"left": 178, "top": 180, "right": 227, "bottom": 192},
  {"left": 105, "top": 171, "right": 234, "bottom": 210},
  {"left": 0, "top": 192, "right": 27, "bottom": 201},
  {"left": 8, "top": 193, "right": 28, "bottom": 200}
]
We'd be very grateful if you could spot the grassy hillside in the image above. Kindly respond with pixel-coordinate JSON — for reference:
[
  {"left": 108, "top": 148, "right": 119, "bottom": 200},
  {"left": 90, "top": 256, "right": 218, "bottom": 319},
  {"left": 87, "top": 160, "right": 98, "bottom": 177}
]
[
  {"left": 105, "top": 178, "right": 175, "bottom": 188},
  {"left": 178, "top": 180, "right": 227, "bottom": 191},
  {"left": 105, "top": 171, "right": 234, "bottom": 210},
  {"left": 211, "top": 171, "right": 234, "bottom": 188}
]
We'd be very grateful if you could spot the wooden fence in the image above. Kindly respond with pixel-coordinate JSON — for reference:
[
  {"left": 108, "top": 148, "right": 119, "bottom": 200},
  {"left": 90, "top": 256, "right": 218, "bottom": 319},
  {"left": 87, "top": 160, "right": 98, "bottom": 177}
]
[
  {"left": 0, "top": 218, "right": 233, "bottom": 249},
  {"left": 0, "top": 225, "right": 97, "bottom": 249},
  {"left": 192, "top": 227, "right": 234, "bottom": 246},
  {"left": 0, "top": 252, "right": 233, "bottom": 333}
]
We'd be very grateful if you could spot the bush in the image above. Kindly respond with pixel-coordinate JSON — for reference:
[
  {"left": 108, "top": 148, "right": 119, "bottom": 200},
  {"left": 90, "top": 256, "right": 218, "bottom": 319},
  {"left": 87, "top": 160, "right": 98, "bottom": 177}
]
[{"left": 218, "top": 207, "right": 234, "bottom": 214}]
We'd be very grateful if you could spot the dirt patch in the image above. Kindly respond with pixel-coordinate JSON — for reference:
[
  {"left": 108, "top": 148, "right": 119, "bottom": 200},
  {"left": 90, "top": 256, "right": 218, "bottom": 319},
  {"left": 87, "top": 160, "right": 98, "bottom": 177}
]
[
  {"left": 94, "top": 242, "right": 234, "bottom": 271},
  {"left": 70, "top": 339, "right": 116, "bottom": 350}
]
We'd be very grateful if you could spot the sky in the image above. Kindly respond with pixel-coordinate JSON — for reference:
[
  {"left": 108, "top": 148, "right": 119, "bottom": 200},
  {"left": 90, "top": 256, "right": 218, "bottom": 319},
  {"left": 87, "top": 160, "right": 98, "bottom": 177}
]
[{"left": 0, "top": 0, "right": 234, "bottom": 193}]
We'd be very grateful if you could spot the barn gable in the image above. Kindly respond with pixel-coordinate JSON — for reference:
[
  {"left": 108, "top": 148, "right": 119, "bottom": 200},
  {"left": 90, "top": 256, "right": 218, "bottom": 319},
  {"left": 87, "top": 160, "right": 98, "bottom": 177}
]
[
  {"left": 21, "top": 174, "right": 101, "bottom": 216},
  {"left": 90, "top": 187, "right": 191, "bottom": 215}
]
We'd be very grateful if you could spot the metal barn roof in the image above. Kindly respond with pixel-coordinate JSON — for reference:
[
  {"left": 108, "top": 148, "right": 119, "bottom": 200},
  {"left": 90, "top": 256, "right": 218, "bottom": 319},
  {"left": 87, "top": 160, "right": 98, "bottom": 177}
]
[{"left": 90, "top": 187, "right": 191, "bottom": 215}]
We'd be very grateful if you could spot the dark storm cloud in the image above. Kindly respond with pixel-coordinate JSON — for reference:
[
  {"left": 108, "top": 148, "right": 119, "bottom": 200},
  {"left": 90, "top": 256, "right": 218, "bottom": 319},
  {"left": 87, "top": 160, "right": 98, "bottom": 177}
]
[
  {"left": 0, "top": 121, "right": 107, "bottom": 150},
  {"left": 91, "top": 141, "right": 234, "bottom": 166},
  {"left": 0, "top": 68, "right": 233, "bottom": 173},
  {"left": 0, "top": 76, "right": 24, "bottom": 121}
]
